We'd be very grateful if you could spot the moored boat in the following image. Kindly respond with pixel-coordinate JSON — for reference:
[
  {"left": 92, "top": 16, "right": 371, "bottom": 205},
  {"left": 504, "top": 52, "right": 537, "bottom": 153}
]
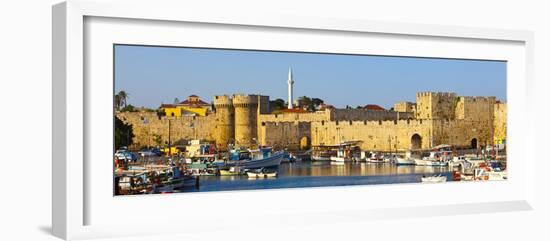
[
  {"left": 395, "top": 155, "right": 415, "bottom": 165},
  {"left": 367, "top": 152, "right": 384, "bottom": 163},
  {"left": 219, "top": 166, "right": 245, "bottom": 176},
  {"left": 246, "top": 169, "right": 277, "bottom": 178},
  {"left": 225, "top": 147, "right": 284, "bottom": 169},
  {"left": 421, "top": 174, "right": 447, "bottom": 183}
]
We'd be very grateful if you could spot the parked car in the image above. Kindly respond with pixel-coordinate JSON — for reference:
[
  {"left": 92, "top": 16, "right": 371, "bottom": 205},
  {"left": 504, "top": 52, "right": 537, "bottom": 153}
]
[
  {"left": 115, "top": 149, "right": 138, "bottom": 162},
  {"left": 138, "top": 148, "right": 162, "bottom": 157}
]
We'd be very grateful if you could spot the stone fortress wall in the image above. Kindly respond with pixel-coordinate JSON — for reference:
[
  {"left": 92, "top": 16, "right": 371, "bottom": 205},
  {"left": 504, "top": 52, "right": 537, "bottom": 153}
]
[
  {"left": 493, "top": 102, "right": 507, "bottom": 143},
  {"left": 258, "top": 92, "right": 505, "bottom": 151},
  {"left": 116, "top": 112, "right": 216, "bottom": 148},
  {"left": 117, "top": 91, "right": 507, "bottom": 152}
]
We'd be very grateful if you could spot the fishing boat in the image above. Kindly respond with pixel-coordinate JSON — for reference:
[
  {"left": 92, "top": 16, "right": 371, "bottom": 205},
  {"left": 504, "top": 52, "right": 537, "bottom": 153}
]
[
  {"left": 151, "top": 166, "right": 197, "bottom": 193},
  {"left": 290, "top": 150, "right": 312, "bottom": 162},
  {"left": 312, "top": 152, "right": 332, "bottom": 161},
  {"left": 367, "top": 152, "right": 384, "bottom": 163},
  {"left": 421, "top": 174, "right": 447, "bottom": 183},
  {"left": 219, "top": 166, "right": 245, "bottom": 176},
  {"left": 329, "top": 148, "right": 348, "bottom": 162},
  {"left": 225, "top": 147, "right": 284, "bottom": 169},
  {"left": 246, "top": 169, "right": 277, "bottom": 178},
  {"left": 152, "top": 176, "right": 196, "bottom": 193},
  {"left": 395, "top": 152, "right": 416, "bottom": 165},
  {"left": 383, "top": 155, "right": 397, "bottom": 163}
]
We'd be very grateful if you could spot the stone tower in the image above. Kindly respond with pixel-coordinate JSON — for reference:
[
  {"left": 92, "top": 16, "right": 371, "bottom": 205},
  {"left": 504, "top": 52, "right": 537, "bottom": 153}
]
[
  {"left": 415, "top": 92, "right": 457, "bottom": 120},
  {"left": 213, "top": 95, "right": 235, "bottom": 149},
  {"left": 233, "top": 94, "right": 259, "bottom": 147}
]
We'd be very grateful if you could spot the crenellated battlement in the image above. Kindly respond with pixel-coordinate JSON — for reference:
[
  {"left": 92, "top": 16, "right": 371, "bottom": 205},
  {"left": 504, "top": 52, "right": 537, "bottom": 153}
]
[
  {"left": 460, "top": 96, "right": 497, "bottom": 102},
  {"left": 312, "top": 118, "right": 431, "bottom": 127},
  {"left": 213, "top": 95, "right": 233, "bottom": 107},
  {"left": 416, "top": 92, "right": 457, "bottom": 98},
  {"left": 232, "top": 94, "right": 259, "bottom": 107}
]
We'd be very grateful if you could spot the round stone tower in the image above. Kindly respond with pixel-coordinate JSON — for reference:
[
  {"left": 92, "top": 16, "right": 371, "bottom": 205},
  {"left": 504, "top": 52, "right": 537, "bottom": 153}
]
[
  {"left": 213, "top": 95, "right": 235, "bottom": 149},
  {"left": 233, "top": 94, "right": 259, "bottom": 148}
]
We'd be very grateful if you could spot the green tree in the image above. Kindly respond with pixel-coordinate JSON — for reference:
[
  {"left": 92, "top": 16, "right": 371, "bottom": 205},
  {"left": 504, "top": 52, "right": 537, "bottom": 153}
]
[
  {"left": 269, "top": 98, "right": 286, "bottom": 111},
  {"left": 120, "top": 104, "right": 136, "bottom": 112},
  {"left": 298, "top": 96, "right": 324, "bottom": 111},
  {"left": 297, "top": 96, "right": 312, "bottom": 110},
  {"left": 152, "top": 134, "right": 163, "bottom": 147},
  {"left": 114, "top": 116, "right": 134, "bottom": 149},
  {"left": 311, "top": 98, "right": 324, "bottom": 107}
]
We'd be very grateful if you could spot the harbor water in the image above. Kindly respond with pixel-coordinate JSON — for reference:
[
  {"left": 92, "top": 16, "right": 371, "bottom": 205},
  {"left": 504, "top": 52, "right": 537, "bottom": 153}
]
[{"left": 184, "top": 162, "right": 453, "bottom": 192}]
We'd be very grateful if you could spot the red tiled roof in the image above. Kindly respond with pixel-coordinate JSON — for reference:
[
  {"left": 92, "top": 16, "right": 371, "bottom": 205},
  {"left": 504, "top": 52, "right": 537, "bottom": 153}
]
[
  {"left": 363, "top": 104, "right": 385, "bottom": 111},
  {"left": 179, "top": 95, "right": 210, "bottom": 106},
  {"left": 160, "top": 104, "right": 177, "bottom": 108},
  {"left": 179, "top": 99, "right": 209, "bottom": 106}
]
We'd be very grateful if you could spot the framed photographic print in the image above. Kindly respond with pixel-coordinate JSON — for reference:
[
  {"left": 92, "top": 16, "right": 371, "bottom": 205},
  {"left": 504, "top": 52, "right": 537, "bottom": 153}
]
[{"left": 53, "top": 0, "right": 535, "bottom": 240}]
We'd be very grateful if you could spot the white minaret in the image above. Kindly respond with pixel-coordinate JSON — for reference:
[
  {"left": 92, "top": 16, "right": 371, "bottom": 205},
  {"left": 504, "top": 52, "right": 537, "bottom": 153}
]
[{"left": 287, "top": 67, "right": 294, "bottom": 109}]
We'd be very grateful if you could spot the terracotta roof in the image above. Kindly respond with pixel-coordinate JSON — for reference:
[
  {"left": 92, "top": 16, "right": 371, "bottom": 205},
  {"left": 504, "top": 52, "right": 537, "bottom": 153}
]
[
  {"left": 160, "top": 104, "right": 177, "bottom": 108},
  {"left": 188, "top": 94, "right": 199, "bottom": 97},
  {"left": 179, "top": 99, "right": 209, "bottom": 105},
  {"left": 363, "top": 104, "right": 386, "bottom": 111}
]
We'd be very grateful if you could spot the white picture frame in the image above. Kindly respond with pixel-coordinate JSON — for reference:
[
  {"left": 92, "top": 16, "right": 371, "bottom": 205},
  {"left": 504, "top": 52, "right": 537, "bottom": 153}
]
[{"left": 53, "top": 0, "right": 535, "bottom": 240}]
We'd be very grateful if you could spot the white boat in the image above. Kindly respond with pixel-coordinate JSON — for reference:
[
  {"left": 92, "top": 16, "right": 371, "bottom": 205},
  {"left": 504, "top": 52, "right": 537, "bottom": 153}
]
[
  {"left": 413, "top": 158, "right": 428, "bottom": 166},
  {"left": 395, "top": 156, "right": 415, "bottom": 165},
  {"left": 151, "top": 167, "right": 197, "bottom": 193},
  {"left": 421, "top": 175, "right": 447, "bottom": 183},
  {"left": 312, "top": 155, "right": 331, "bottom": 161},
  {"left": 367, "top": 152, "right": 384, "bottom": 163},
  {"left": 219, "top": 166, "right": 245, "bottom": 176},
  {"left": 330, "top": 148, "right": 353, "bottom": 162},
  {"left": 227, "top": 147, "right": 284, "bottom": 169},
  {"left": 330, "top": 161, "right": 345, "bottom": 165},
  {"left": 246, "top": 170, "right": 277, "bottom": 178},
  {"left": 330, "top": 156, "right": 347, "bottom": 162},
  {"left": 240, "top": 150, "right": 284, "bottom": 169},
  {"left": 414, "top": 157, "right": 447, "bottom": 166}
]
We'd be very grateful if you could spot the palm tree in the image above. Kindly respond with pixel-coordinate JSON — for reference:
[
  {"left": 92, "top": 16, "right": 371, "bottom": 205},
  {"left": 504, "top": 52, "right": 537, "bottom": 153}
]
[
  {"left": 117, "top": 91, "right": 129, "bottom": 108},
  {"left": 114, "top": 94, "right": 121, "bottom": 110}
]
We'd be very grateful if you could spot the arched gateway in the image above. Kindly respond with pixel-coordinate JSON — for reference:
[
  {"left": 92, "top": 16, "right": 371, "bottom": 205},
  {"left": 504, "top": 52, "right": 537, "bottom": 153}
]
[{"left": 411, "top": 134, "right": 422, "bottom": 150}]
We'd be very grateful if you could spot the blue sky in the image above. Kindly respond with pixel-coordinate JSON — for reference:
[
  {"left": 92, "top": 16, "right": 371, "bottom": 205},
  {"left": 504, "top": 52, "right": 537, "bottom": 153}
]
[{"left": 114, "top": 45, "right": 506, "bottom": 109}]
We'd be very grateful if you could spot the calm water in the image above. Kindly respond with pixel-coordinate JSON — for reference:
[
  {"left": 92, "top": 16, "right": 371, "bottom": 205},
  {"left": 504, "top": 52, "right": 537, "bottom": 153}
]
[{"left": 186, "top": 162, "right": 453, "bottom": 192}]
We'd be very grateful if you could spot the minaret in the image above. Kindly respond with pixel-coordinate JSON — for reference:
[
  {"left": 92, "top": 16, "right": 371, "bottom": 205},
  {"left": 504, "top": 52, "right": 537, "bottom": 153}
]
[{"left": 287, "top": 67, "right": 294, "bottom": 109}]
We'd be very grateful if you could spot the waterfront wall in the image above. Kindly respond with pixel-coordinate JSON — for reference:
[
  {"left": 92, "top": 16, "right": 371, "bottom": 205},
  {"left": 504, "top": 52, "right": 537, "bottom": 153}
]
[
  {"left": 311, "top": 119, "right": 433, "bottom": 151},
  {"left": 329, "top": 109, "right": 414, "bottom": 121},
  {"left": 310, "top": 118, "right": 493, "bottom": 152},
  {"left": 116, "top": 112, "right": 216, "bottom": 148},
  {"left": 258, "top": 121, "right": 312, "bottom": 150},
  {"left": 431, "top": 119, "right": 493, "bottom": 148},
  {"left": 259, "top": 110, "right": 331, "bottom": 122},
  {"left": 117, "top": 92, "right": 506, "bottom": 152}
]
